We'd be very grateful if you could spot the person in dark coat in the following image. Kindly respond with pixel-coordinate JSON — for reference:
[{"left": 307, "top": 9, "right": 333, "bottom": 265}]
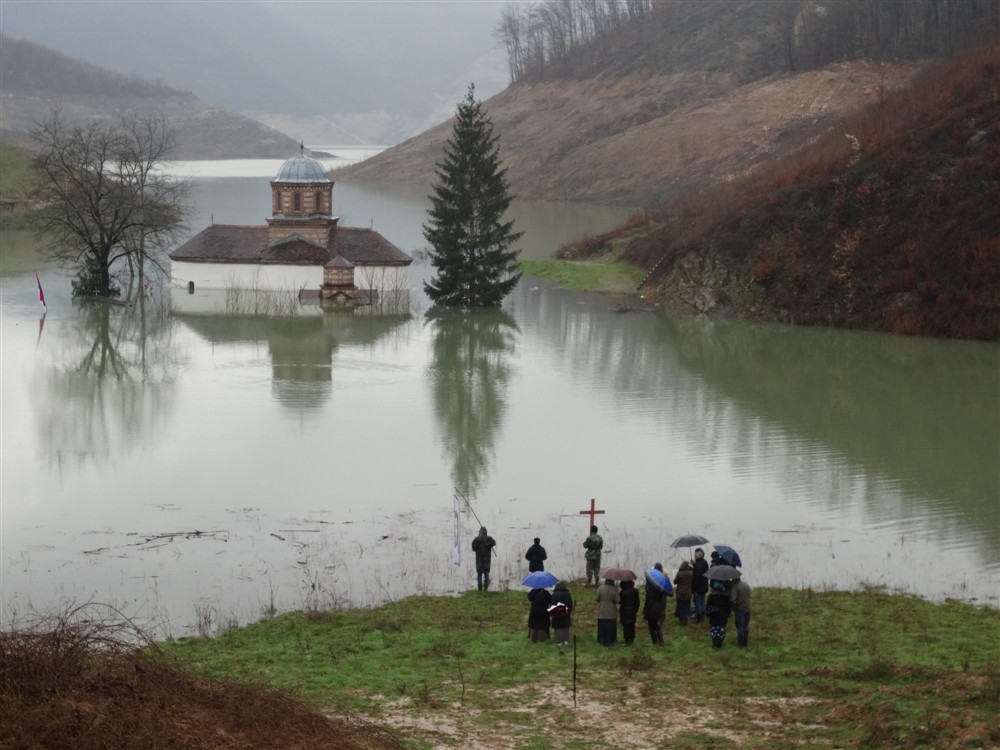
[
  {"left": 691, "top": 548, "right": 709, "bottom": 623},
  {"left": 705, "top": 579, "right": 732, "bottom": 648},
  {"left": 471, "top": 526, "right": 496, "bottom": 591},
  {"left": 709, "top": 550, "right": 722, "bottom": 567},
  {"left": 673, "top": 560, "right": 694, "bottom": 625},
  {"left": 550, "top": 580, "right": 574, "bottom": 646},
  {"left": 595, "top": 578, "right": 619, "bottom": 646},
  {"left": 527, "top": 586, "right": 553, "bottom": 642},
  {"left": 729, "top": 577, "right": 752, "bottom": 647},
  {"left": 618, "top": 579, "right": 640, "bottom": 645},
  {"left": 642, "top": 575, "right": 667, "bottom": 646},
  {"left": 525, "top": 537, "right": 547, "bottom": 572}
]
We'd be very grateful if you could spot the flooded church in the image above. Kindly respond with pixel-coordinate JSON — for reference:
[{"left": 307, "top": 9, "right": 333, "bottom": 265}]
[{"left": 169, "top": 149, "right": 412, "bottom": 314}]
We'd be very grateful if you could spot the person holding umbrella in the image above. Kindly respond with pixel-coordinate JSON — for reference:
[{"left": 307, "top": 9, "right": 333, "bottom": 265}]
[
  {"left": 642, "top": 569, "right": 668, "bottom": 646},
  {"left": 595, "top": 578, "right": 619, "bottom": 646},
  {"left": 527, "top": 585, "right": 553, "bottom": 642},
  {"left": 706, "top": 578, "right": 733, "bottom": 648},
  {"left": 691, "top": 548, "right": 709, "bottom": 623}
]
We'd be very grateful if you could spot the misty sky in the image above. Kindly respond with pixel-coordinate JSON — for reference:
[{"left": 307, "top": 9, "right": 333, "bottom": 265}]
[{"left": 0, "top": 0, "right": 508, "bottom": 118}]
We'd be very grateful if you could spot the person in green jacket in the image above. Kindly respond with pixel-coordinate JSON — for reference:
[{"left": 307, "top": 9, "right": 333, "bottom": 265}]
[
  {"left": 730, "top": 577, "right": 752, "bottom": 646},
  {"left": 583, "top": 525, "right": 604, "bottom": 586}
]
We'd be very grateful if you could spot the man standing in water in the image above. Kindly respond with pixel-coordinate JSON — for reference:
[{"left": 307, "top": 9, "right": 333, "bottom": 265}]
[
  {"left": 583, "top": 525, "right": 603, "bottom": 586},
  {"left": 472, "top": 526, "right": 496, "bottom": 591}
]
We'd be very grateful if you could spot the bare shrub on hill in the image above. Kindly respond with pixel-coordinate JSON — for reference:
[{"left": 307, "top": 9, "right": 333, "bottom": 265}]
[{"left": 0, "top": 603, "right": 404, "bottom": 750}]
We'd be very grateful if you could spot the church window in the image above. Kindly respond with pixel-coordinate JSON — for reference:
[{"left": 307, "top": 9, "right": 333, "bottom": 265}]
[
  {"left": 274, "top": 191, "right": 281, "bottom": 212},
  {"left": 293, "top": 193, "right": 301, "bottom": 211},
  {"left": 316, "top": 192, "right": 322, "bottom": 212}
]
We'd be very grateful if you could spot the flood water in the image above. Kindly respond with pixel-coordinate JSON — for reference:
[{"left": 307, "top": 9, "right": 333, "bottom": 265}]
[{"left": 1, "top": 153, "right": 997, "bottom": 638}]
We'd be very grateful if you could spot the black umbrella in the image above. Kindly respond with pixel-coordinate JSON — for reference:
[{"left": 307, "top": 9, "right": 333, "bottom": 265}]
[
  {"left": 670, "top": 534, "right": 710, "bottom": 560},
  {"left": 705, "top": 564, "right": 741, "bottom": 581},
  {"left": 670, "top": 534, "right": 710, "bottom": 548}
]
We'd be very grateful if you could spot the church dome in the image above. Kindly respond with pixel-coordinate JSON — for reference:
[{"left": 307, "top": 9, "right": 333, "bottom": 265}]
[{"left": 274, "top": 154, "right": 331, "bottom": 183}]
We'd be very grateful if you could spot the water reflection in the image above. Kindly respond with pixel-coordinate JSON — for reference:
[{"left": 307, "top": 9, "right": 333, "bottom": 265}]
[
  {"left": 176, "top": 311, "right": 412, "bottom": 414},
  {"left": 426, "top": 309, "right": 519, "bottom": 500},
  {"left": 662, "top": 316, "right": 1000, "bottom": 559},
  {"left": 511, "top": 279, "right": 999, "bottom": 565},
  {"left": 35, "top": 303, "right": 180, "bottom": 470}
]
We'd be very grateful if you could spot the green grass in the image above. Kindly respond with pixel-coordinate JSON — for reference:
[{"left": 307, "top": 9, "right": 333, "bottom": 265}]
[
  {"left": 161, "top": 586, "right": 1000, "bottom": 749},
  {"left": 519, "top": 258, "right": 644, "bottom": 294},
  {"left": 0, "top": 141, "right": 36, "bottom": 197}
]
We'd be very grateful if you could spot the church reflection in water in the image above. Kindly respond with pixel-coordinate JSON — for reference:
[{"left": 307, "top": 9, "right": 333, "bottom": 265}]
[{"left": 176, "top": 309, "right": 411, "bottom": 413}]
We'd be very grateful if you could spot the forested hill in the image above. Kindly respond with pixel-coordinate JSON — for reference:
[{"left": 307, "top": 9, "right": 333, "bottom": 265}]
[
  {"left": 0, "top": 36, "right": 300, "bottom": 159},
  {"left": 334, "top": 0, "right": 999, "bottom": 210}
]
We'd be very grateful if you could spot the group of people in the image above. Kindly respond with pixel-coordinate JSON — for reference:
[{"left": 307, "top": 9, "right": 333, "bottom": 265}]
[{"left": 475, "top": 525, "right": 752, "bottom": 649}]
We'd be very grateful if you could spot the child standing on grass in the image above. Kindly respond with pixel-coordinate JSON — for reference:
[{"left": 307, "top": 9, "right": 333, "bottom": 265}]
[{"left": 705, "top": 579, "right": 732, "bottom": 648}]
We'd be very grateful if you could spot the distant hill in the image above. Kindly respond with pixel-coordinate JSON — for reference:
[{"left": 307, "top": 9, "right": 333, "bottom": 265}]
[{"left": 0, "top": 36, "right": 302, "bottom": 159}]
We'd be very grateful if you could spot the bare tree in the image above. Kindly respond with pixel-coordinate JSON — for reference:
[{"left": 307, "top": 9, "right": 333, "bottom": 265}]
[{"left": 30, "top": 110, "right": 187, "bottom": 301}]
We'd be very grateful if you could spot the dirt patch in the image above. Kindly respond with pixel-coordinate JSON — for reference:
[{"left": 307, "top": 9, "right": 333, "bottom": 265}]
[{"left": 371, "top": 682, "right": 825, "bottom": 748}]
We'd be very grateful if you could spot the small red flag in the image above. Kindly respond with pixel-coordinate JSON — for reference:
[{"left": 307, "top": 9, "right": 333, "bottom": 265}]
[{"left": 34, "top": 270, "right": 46, "bottom": 308}]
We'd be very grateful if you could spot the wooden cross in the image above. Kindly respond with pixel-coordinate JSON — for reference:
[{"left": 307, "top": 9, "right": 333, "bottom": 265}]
[{"left": 579, "top": 498, "right": 606, "bottom": 529}]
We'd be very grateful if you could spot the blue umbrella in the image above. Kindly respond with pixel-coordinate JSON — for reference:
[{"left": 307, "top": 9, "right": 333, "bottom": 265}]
[
  {"left": 714, "top": 545, "right": 742, "bottom": 568},
  {"left": 521, "top": 570, "right": 558, "bottom": 589},
  {"left": 645, "top": 568, "right": 673, "bottom": 595}
]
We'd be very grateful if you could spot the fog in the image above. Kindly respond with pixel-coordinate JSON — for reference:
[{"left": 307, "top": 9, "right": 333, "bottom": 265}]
[{"left": 0, "top": 0, "right": 509, "bottom": 139}]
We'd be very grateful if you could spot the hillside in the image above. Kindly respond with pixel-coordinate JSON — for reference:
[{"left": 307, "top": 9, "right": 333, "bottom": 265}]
[
  {"left": 334, "top": 0, "right": 999, "bottom": 340},
  {"left": 572, "top": 45, "right": 1000, "bottom": 341},
  {"left": 334, "top": 0, "right": 998, "bottom": 209},
  {"left": 0, "top": 36, "right": 301, "bottom": 159}
]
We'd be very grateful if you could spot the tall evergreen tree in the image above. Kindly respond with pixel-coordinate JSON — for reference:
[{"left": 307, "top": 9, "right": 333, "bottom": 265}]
[{"left": 424, "top": 84, "right": 522, "bottom": 308}]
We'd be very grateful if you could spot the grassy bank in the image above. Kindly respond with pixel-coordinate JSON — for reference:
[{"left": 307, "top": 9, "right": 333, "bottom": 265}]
[
  {"left": 163, "top": 586, "right": 1000, "bottom": 749},
  {"left": 519, "top": 259, "right": 644, "bottom": 295}
]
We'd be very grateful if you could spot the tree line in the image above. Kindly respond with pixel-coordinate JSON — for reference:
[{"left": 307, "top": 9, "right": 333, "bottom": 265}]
[
  {"left": 495, "top": 0, "right": 655, "bottom": 84},
  {"left": 495, "top": 0, "right": 1000, "bottom": 84}
]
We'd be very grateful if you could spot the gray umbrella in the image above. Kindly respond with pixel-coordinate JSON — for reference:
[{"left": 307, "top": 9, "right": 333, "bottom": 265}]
[{"left": 705, "top": 564, "right": 741, "bottom": 581}]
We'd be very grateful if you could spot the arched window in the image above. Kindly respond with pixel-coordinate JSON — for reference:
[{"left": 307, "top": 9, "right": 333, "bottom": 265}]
[
  {"left": 293, "top": 193, "right": 301, "bottom": 211},
  {"left": 274, "top": 191, "right": 281, "bottom": 212},
  {"left": 315, "top": 192, "right": 322, "bottom": 212}
]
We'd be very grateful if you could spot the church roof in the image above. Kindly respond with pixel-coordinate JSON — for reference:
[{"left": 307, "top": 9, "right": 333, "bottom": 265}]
[
  {"left": 273, "top": 155, "right": 331, "bottom": 183},
  {"left": 169, "top": 225, "right": 412, "bottom": 266}
]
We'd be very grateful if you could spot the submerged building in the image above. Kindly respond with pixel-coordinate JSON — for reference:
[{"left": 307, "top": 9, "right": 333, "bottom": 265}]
[{"left": 168, "top": 149, "right": 412, "bottom": 310}]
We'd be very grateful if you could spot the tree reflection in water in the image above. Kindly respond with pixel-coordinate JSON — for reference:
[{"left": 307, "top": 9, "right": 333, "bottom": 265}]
[
  {"left": 426, "top": 308, "right": 519, "bottom": 501},
  {"left": 36, "top": 301, "right": 180, "bottom": 470}
]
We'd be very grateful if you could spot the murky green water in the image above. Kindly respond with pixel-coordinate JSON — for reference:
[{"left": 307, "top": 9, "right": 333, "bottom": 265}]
[{"left": 1, "top": 168, "right": 996, "bottom": 637}]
